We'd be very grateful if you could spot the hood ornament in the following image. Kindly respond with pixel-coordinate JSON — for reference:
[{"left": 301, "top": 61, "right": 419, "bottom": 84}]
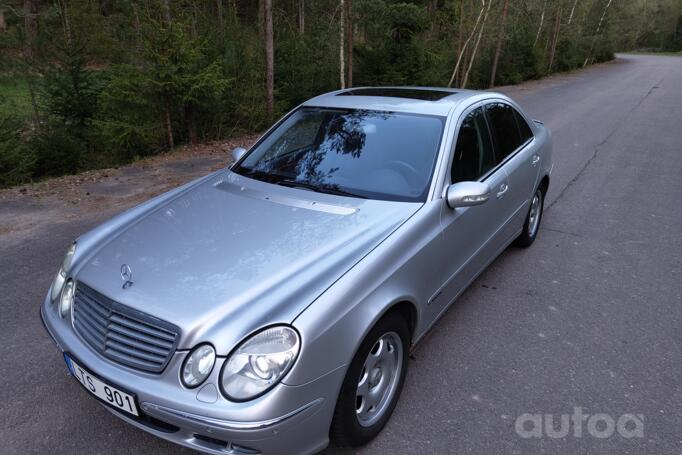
[{"left": 120, "top": 264, "right": 133, "bottom": 289}]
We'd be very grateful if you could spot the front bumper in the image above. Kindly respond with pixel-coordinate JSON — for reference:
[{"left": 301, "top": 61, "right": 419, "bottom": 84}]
[{"left": 40, "top": 294, "right": 343, "bottom": 455}]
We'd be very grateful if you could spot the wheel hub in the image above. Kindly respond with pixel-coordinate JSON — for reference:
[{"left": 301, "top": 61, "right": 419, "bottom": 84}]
[
  {"left": 369, "top": 367, "right": 382, "bottom": 388},
  {"left": 355, "top": 332, "right": 404, "bottom": 427}
]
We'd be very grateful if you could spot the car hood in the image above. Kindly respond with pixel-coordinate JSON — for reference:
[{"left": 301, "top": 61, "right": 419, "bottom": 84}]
[{"left": 75, "top": 171, "right": 421, "bottom": 352}]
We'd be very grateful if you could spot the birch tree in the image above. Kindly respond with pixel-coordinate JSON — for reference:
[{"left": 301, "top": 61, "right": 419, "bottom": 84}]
[
  {"left": 298, "top": 0, "right": 304, "bottom": 34},
  {"left": 462, "top": 0, "right": 492, "bottom": 89},
  {"left": 583, "top": 0, "right": 613, "bottom": 67},
  {"left": 347, "top": 0, "right": 353, "bottom": 87},
  {"left": 567, "top": 0, "right": 579, "bottom": 25},
  {"left": 534, "top": 0, "right": 548, "bottom": 46},
  {"left": 448, "top": 0, "right": 487, "bottom": 88}
]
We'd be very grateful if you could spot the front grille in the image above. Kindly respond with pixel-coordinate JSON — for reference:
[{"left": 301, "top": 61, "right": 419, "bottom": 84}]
[{"left": 72, "top": 282, "right": 180, "bottom": 373}]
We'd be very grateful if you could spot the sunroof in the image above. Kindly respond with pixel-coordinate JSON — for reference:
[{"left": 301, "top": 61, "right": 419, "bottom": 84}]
[{"left": 337, "top": 88, "right": 454, "bottom": 101}]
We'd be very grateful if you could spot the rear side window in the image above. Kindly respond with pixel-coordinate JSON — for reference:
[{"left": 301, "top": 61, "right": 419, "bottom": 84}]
[
  {"left": 486, "top": 102, "right": 527, "bottom": 162},
  {"left": 451, "top": 107, "right": 495, "bottom": 183},
  {"left": 514, "top": 110, "right": 534, "bottom": 143}
]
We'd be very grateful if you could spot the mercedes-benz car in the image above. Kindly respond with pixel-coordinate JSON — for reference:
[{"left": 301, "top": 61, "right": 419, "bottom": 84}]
[{"left": 41, "top": 87, "right": 552, "bottom": 454}]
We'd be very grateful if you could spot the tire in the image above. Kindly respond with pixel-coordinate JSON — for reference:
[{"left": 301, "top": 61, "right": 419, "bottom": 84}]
[
  {"left": 514, "top": 185, "right": 545, "bottom": 248},
  {"left": 330, "top": 311, "right": 410, "bottom": 447}
]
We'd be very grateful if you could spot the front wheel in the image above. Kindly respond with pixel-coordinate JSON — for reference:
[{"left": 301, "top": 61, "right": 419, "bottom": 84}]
[
  {"left": 330, "top": 312, "right": 410, "bottom": 447},
  {"left": 514, "top": 186, "right": 544, "bottom": 248}
]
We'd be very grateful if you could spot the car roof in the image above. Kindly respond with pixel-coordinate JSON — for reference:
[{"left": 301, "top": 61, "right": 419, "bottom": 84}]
[{"left": 302, "top": 86, "right": 486, "bottom": 116}]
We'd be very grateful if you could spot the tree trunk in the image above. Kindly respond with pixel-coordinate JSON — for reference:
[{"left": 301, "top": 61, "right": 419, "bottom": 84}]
[
  {"left": 547, "top": 9, "right": 561, "bottom": 74},
  {"left": 346, "top": 0, "right": 353, "bottom": 87},
  {"left": 490, "top": 0, "right": 510, "bottom": 88},
  {"left": 258, "top": 0, "right": 265, "bottom": 38},
  {"left": 298, "top": 0, "right": 305, "bottom": 34},
  {"left": 56, "top": 0, "right": 72, "bottom": 44},
  {"left": 162, "top": 0, "right": 172, "bottom": 23},
  {"left": 99, "top": 0, "right": 112, "bottom": 16},
  {"left": 217, "top": 0, "right": 224, "bottom": 33},
  {"left": 264, "top": 0, "right": 274, "bottom": 122},
  {"left": 583, "top": 0, "right": 613, "bottom": 67},
  {"left": 165, "top": 103, "right": 175, "bottom": 149},
  {"left": 567, "top": 0, "right": 578, "bottom": 25},
  {"left": 186, "top": 105, "right": 198, "bottom": 145},
  {"left": 455, "top": 0, "right": 464, "bottom": 86},
  {"left": 0, "top": 9, "right": 7, "bottom": 33},
  {"left": 462, "top": 0, "right": 492, "bottom": 89},
  {"left": 448, "top": 0, "right": 487, "bottom": 88},
  {"left": 339, "top": 0, "right": 345, "bottom": 89},
  {"left": 534, "top": 0, "right": 547, "bottom": 46},
  {"left": 23, "top": 0, "right": 39, "bottom": 61}
]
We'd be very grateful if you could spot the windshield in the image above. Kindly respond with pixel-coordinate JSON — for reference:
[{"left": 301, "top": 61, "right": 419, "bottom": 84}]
[{"left": 233, "top": 107, "right": 445, "bottom": 202}]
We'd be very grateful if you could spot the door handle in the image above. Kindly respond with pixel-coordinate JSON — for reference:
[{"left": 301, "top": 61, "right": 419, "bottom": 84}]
[
  {"left": 496, "top": 183, "right": 509, "bottom": 198},
  {"left": 531, "top": 155, "right": 540, "bottom": 166}
]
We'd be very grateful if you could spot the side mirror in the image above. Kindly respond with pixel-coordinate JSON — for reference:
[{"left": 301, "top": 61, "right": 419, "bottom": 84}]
[
  {"left": 231, "top": 147, "right": 247, "bottom": 164},
  {"left": 446, "top": 181, "right": 491, "bottom": 209}
]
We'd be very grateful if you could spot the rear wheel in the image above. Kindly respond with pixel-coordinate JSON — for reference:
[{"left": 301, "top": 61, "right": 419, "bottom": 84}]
[
  {"left": 330, "top": 312, "right": 410, "bottom": 447},
  {"left": 514, "top": 186, "right": 544, "bottom": 248}
]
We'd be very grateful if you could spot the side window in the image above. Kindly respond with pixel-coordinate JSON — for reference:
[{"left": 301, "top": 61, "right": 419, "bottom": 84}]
[
  {"left": 486, "top": 102, "right": 522, "bottom": 162},
  {"left": 451, "top": 107, "right": 495, "bottom": 183},
  {"left": 514, "top": 109, "right": 534, "bottom": 143}
]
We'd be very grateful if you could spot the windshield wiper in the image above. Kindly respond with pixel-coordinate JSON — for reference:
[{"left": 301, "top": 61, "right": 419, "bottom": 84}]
[
  {"left": 276, "top": 179, "right": 367, "bottom": 199},
  {"left": 237, "top": 167, "right": 367, "bottom": 199}
]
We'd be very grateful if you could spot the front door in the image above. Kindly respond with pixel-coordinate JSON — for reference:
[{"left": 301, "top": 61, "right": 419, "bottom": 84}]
[{"left": 426, "top": 105, "right": 511, "bottom": 322}]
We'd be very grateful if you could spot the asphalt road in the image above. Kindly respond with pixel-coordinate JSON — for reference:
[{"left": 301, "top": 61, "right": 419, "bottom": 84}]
[{"left": 1, "top": 54, "right": 680, "bottom": 454}]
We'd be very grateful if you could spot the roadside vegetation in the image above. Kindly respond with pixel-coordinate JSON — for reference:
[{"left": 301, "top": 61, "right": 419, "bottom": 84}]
[{"left": 0, "top": 0, "right": 680, "bottom": 188}]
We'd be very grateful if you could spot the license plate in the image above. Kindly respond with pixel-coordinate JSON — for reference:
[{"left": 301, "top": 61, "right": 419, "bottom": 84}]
[{"left": 65, "top": 354, "right": 139, "bottom": 417}]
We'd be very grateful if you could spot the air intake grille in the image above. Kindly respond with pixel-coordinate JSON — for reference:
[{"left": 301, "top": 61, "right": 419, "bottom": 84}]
[{"left": 72, "top": 282, "right": 180, "bottom": 373}]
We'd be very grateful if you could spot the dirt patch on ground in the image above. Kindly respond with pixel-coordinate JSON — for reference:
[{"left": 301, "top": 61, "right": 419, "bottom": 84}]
[{"left": 0, "top": 134, "right": 259, "bottom": 244}]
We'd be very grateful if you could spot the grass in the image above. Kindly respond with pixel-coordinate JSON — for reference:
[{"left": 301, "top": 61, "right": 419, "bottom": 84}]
[{"left": 0, "top": 76, "right": 33, "bottom": 119}]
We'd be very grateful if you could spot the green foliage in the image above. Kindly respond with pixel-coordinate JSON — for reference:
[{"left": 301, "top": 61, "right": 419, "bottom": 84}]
[
  {"left": 0, "top": 113, "right": 34, "bottom": 187},
  {"left": 1, "top": 0, "right": 680, "bottom": 187},
  {"left": 31, "top": 38, "right": 107, "bottom": 176}
]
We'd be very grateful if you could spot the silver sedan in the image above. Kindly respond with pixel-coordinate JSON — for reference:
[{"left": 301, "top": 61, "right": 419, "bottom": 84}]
[{"left": 41, "top": 87, "right": 552, "bottom": 454}]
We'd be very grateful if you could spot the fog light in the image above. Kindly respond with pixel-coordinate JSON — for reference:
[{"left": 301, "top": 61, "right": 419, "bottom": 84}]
[{"left": 59, "top": 279, "right": 75, "bottom": 318}]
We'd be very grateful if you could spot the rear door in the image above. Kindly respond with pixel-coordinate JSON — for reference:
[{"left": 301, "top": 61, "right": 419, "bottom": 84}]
[{"left": 485, "top": 101, "right": 540, "bottom": 239}]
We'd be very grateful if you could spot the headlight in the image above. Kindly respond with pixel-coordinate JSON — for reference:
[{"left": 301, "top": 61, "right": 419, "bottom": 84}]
[
  {"left": 181, "top": 344, "right": 216, "bottom": 388},
  {"left": 220, "top": 326, "right": 300, "bottom": 401},
  {"left": 51, "top": 243, "right": 76, "bottom": 302},
  {"left": 59, "top": 279, "right": 75, "bottom": 318}
]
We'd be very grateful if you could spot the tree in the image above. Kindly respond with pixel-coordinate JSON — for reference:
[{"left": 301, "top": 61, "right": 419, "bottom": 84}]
[
  {"left": 448, "top": 0, "right": 488, "bottom": 88},
  {"left": 0, "top": 8, "right": 7, "bottom": 33},
  {"left": 264, "top": 0, "right": 274, "bottom": 121},
  {"left": 462, "top": 0, "right": 492, "bottom": 88},
  {"left": 23, "top": 0, "right": 39, "bottom": 60},
  {"left": 298, "top": 0, "right": 304, "bottom": 34},
  {"left": 347, "top": 0, "right": 353, "bottom": 87},
  {"left": 534, "top": 0, "right": 548, "bottom": 46},
  {"left": 339, "top": 0, "right": 345, "bottom": 89},
  {"left": 547, "top": 7, "right": 562, "bottom": 74},
  {"left": 584, "top": 0, "right": 614, "bottom": 66},
  {"left": 490, "top": 0, "right": 510, "bottom": 88}
]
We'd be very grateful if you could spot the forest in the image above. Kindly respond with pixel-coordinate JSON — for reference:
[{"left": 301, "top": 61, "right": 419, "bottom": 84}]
[{"left": 0, "top": 0, "right": 680, "bottom": 187}]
